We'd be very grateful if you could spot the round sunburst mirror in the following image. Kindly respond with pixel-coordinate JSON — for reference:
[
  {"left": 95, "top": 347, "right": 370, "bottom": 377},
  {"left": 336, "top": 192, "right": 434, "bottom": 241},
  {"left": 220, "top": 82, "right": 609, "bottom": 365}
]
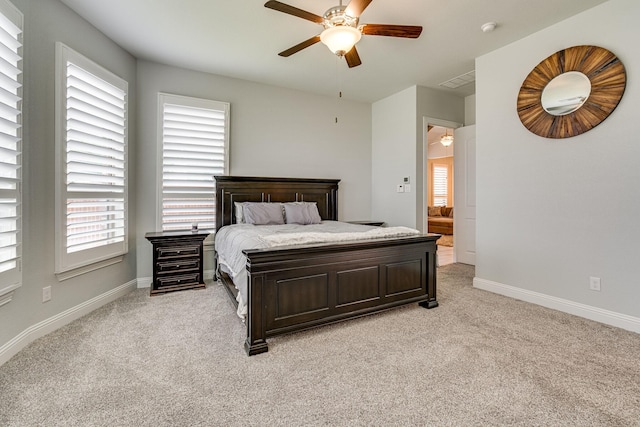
[{"left": 517, "top": 45, "right": 626, "bottom": 139}]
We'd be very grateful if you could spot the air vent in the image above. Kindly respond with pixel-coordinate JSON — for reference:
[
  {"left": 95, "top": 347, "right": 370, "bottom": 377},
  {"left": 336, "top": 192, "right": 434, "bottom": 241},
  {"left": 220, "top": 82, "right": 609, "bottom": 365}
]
[{"left": 439, "top": 70, "right": 475, "bottom": 89}]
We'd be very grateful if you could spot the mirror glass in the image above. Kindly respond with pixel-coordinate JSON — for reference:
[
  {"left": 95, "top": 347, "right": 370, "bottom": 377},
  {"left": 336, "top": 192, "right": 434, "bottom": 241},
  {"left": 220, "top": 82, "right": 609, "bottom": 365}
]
[{"left": 541, "top": 71, "right": 591, "bottom": 116}]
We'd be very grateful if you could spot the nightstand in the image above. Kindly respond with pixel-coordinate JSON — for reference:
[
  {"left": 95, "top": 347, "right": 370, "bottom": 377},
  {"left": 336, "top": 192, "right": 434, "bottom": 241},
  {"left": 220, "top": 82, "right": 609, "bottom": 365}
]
[{"left": 145, "top": 230, "right": 210, "bottom": 296}]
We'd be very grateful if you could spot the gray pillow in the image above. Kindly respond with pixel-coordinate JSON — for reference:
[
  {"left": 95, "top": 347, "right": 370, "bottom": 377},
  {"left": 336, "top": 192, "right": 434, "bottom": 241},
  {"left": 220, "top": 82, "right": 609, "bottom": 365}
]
[
  {"left": 242, "top": 202, "right": 285, "bottom": 225},
  {"left": 283, "top": 202, "right": 322, "bottom": 225}
]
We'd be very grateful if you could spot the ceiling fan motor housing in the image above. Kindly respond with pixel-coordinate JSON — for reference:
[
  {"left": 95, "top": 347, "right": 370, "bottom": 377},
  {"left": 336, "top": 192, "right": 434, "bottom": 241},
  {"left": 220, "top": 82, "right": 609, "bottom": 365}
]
[{"left": 323, "top": 6, "right": 359, "bottom": 29}]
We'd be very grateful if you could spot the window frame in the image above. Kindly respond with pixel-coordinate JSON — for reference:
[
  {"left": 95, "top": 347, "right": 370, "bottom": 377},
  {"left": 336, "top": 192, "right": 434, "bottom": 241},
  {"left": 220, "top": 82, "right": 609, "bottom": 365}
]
[
  {"left": 156, "top": 93, "right": 229, "bottom": 232},
  {"left": 54, "top": 42, "right": 129, "bottom": 280},
  {"left": 0, "top": 0, "right": 22, "bottom": 304}
]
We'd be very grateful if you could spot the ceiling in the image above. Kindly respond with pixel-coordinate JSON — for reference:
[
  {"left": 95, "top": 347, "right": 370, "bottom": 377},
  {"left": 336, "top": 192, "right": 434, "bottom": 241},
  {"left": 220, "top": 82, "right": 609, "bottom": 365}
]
[{"left": 59, "top": 0, "right": 609, "bottom": 103}]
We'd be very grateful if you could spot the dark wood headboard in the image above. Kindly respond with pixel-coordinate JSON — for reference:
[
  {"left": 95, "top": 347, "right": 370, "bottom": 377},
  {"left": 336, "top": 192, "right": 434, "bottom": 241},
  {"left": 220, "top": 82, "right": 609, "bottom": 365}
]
[{"left": 214, "top": 176, "right": 340, "bottom": 231}]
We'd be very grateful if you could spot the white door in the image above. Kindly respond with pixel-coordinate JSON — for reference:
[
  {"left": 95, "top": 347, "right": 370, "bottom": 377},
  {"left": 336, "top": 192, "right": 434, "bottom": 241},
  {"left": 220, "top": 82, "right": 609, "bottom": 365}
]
[{"left": 453, "top": 125, "right": 476, "bottom": 265}]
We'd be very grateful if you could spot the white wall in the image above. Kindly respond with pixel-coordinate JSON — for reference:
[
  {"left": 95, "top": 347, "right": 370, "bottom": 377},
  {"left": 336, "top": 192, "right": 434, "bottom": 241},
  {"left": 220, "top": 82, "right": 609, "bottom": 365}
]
[
  {"left": 0, "top": 0, "right": 138, "bottom": 360},
  {"left": 371, "top": 85, "right": 464, "bottom": 229},
  {"left": 371, "top": 87, "right": 417, "bottom": 227},
  {"left": 475, "top": 0, "right": 640, "bottom": 324},
  {"left": 465, "top": 94, "right": 476, "bottom": 125},
  {"left": 136, "top": 60, "right": 372, "bottom": 278}
]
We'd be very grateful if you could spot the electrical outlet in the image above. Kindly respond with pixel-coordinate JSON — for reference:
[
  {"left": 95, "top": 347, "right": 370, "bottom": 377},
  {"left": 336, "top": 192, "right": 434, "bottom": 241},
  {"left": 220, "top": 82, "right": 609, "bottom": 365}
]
[
  {"left": 42, "top": 286, "right": 52, "bottom": 302},
  {"left": 589, "top": 276, "right": 601, "bottom": 291}
]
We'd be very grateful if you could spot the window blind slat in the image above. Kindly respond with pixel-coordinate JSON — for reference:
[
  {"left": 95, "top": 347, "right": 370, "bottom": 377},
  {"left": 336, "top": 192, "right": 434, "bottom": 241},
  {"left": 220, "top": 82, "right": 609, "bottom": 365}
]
[
  {"left": 67, "top": 91, "right": 124, "bottom": 124},
  {"left": 67, "top": 110, "right": 125, "bottom": 137},
  {"left": 0, "top": 18, "right": 21, "bottom": 50},
  {"left": 164, "top": 142, "right": 225, "bottom": 153},
  {"left": 0, "top": 67, "right": 19, "bottom": 93},
  {"left": 67, "top": 65, "right": 125, "bottom": 102},
  {"left": 68, "top": 130, "right": 125, "bottom": 153},
  {"left": 0, "top": 51, "right": 20, "bottom": 80}
]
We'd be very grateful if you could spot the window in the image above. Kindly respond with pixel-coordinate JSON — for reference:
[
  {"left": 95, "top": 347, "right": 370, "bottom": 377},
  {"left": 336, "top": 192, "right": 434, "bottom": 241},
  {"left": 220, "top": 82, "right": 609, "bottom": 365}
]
[
  {"left": 433, "top": 164, "right": 448, "bottom": 206},
  {"left": 55, "top": 43, "right": 128, "bottom": 278},
  {"left": 0, "top": 0, "right": 22, "bottom": 296},
  {"left": 158, "top": 93, "right": 229, "bottom": 231}
]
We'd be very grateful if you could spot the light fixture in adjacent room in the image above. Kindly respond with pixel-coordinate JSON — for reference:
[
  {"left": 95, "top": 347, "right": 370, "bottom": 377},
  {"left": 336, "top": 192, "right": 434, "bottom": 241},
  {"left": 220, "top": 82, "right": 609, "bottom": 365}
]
[
  {"left": 320, "top": 25, "right": 362, "bottom": 56},
  {"left": 440, "top": 130, "right": 454, "bottom": 147}
]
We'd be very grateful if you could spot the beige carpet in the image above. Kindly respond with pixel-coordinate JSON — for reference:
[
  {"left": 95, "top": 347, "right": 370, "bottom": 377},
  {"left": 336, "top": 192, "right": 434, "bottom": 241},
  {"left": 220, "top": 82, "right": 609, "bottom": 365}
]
[{"left": 1, "top": 263, "right": 640, "bottom": 426}]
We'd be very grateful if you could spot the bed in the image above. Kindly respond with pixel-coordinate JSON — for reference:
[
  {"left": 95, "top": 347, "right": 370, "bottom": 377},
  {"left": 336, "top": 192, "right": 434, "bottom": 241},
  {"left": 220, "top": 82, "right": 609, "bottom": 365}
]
[{"left": 214, "top": 176, "right": 440, "bottom": 355}]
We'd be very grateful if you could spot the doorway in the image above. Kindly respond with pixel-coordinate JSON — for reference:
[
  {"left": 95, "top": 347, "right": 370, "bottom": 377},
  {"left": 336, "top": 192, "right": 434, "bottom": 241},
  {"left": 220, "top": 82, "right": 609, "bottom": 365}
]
[{"left": 423, "top": 118, "right": 462, "bottom": 265}]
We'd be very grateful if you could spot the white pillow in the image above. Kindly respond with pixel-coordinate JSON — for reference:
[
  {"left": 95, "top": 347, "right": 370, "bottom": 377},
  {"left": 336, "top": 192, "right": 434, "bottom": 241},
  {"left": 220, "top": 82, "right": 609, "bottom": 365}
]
[
  {"left": 283, "top": 202, "right": 322, "bottom": 225},
  {"left": 234, "top": 202, "right": 244, "bottom": 223}
]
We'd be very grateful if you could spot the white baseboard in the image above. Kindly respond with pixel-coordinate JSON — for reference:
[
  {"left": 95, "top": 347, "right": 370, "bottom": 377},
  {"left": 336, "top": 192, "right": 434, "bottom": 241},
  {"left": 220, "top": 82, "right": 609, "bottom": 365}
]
[
  {"left": 137, "top": 277, "right": 152, "bottom": 288},
  {"left": 473, "top": 277, "right": 640, "bottom": 334},
  {"left": 0, "top": 280, "right": 137, "bottom": 367},
  {"left": 204, "top": 269, "right": 214, "bottom": 281}
]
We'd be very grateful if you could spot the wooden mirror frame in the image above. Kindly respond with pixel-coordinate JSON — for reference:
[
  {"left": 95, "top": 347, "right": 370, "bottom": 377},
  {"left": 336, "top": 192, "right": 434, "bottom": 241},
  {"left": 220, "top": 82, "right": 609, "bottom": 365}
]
[{"left": 517, "top": 45, "right": 626, "bottom": 139}]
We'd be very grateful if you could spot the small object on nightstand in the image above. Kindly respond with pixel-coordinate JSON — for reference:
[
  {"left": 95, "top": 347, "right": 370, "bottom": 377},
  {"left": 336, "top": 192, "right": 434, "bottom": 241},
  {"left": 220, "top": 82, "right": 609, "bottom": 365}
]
[
  {"left": 347, "top": 220, "right": 385, "bottom": 227},
  {"left": 145, "top": 230, "right": 210, "bottom": 296}
]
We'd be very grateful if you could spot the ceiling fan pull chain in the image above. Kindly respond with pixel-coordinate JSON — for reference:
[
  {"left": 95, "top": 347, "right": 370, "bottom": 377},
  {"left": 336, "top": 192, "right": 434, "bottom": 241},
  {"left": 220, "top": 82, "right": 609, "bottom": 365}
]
[{"left": 335, "top": 54, "right": 341, "bottom": 124}]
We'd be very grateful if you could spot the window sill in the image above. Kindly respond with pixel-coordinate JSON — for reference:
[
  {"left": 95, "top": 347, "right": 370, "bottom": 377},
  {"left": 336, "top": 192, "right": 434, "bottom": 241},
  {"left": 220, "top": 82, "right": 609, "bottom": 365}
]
[
  {"left": 56, "top": 255, "right": 124, "bottom": 282},
  {"left": 0, "top": 284, "right": 21, "bottom": 308}
]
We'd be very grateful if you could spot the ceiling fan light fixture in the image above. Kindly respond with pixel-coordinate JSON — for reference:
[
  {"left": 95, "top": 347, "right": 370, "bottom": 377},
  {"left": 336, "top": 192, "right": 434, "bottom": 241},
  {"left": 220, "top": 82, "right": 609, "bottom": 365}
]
[{"left": 320, "top": 25, "right": 361, "bottom": 56}]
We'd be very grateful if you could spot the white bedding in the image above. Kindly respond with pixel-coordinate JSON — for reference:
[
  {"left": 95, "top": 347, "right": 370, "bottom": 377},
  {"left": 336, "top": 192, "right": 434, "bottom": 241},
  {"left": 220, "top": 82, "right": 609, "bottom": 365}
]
[{"left": 215, "top": 221, "right": 420, "bottom": 318}]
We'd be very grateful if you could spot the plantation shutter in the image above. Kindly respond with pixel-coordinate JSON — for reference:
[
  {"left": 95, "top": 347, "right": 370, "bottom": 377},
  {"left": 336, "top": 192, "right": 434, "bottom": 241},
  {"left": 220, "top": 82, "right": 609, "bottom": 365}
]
[
  {"left": 160, "top": 94, "right": 229, "bottom": 231},
  {"left": 0, "top": 0, "right": 22, "bottom": 288},
  {"left": 433, "top": 164, "right": 448, "bottom": 207},
  {"left": 56, "top": 43, "right": 128, "bottom": 275}
]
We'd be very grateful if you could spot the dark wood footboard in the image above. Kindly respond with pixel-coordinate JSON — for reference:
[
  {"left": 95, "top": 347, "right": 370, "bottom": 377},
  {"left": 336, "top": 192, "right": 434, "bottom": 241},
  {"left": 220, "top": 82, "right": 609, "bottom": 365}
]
[{"left": 242, "top": 235, "right": 438, "bottom": 355}]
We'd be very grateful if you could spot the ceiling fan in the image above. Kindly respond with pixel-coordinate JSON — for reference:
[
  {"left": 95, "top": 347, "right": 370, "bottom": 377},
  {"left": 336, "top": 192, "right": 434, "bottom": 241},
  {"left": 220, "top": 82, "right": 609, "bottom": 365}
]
[{"left": 264, "top": 0, "right": 423, "bottom": 68}]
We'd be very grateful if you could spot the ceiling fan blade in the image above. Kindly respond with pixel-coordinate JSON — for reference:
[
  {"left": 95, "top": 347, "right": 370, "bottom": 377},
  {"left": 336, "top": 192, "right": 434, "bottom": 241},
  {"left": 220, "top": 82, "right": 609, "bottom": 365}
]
[
  {"left": 361, "top": 24, "right": 423, "bottom": 38},
  {"left": 345, "top": 0, "right": 373, "bottom": 17},
  {"left": 264, "top": 1, "right": 324, "bottom": 24},
  {"left": 278, "top": 35, "right": 321, "bottom": 57},
  {"left": 344, "top": 46, "right": 362, "bottom": 68}
]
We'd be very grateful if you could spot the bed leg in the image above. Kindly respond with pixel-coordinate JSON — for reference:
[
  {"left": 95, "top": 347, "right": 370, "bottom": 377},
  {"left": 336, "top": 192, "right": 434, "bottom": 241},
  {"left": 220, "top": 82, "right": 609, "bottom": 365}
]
[
  {"left": 245, "top": 339, "right": 269, "bottom": 356},
  {"left": 419, "top": 299, "right": 439, "bottom": 309},
  {"left": 419, "top": 246, "right": 439, "bottom": 309},
  {"left": 245, "top": 273, "right": 268, "bottom": 356}
]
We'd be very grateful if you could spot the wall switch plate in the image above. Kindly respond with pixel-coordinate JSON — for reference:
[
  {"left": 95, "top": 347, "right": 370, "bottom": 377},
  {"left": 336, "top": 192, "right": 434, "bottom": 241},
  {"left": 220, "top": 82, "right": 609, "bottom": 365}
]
[
  {"left": 396, "top": 184, "right": 404, "bottom": 193},
  {"left": 589, "top": 276, "right": 601, "bottom": 291},
  {"left": 404, "top": 184, "right": 411, "bottom": 192},
  {"left": 42, "top": 286, "right": 52, "bottom": 302}
]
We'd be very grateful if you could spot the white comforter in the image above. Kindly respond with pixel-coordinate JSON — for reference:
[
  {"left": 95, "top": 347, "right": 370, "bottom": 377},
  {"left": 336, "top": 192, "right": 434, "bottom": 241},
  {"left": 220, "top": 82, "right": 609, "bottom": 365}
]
[{"left": 215, "top": 221, "right": 420, "bottom": 317}]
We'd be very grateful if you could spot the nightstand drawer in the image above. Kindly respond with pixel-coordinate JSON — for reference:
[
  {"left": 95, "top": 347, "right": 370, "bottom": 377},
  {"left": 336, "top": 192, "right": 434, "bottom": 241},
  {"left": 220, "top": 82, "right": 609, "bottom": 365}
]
[
  {"left": 157, "top": 258, "right": 200, "bottom": 273},
  {"left": 156, "top": 245, "right": 200, "bottom": 259},
  {"left": 157, "top": 272, "right": 201, "bottom": 289}
]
